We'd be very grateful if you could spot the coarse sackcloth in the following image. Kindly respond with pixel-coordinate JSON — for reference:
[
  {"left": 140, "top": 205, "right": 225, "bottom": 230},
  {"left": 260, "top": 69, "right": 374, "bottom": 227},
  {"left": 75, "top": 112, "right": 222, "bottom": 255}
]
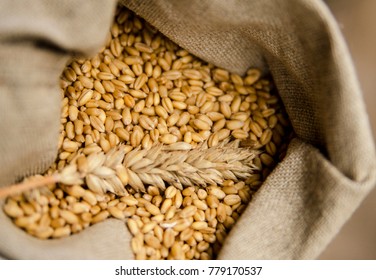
[{"left": 0, "top": 0, "right": 375, "bottom": 259}]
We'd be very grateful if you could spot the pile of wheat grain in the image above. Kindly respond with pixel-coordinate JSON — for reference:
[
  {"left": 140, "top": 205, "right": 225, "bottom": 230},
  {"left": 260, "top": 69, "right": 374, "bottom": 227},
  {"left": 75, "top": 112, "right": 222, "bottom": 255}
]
[{"left": 2, "top": 6, "right": 291, "bottom": 259}]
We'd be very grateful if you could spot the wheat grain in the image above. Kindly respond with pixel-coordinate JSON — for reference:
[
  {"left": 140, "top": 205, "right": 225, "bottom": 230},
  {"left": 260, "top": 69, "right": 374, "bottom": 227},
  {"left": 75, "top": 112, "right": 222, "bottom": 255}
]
[{"left": 2, "top": 5, "right": 293, "bottom": 260}]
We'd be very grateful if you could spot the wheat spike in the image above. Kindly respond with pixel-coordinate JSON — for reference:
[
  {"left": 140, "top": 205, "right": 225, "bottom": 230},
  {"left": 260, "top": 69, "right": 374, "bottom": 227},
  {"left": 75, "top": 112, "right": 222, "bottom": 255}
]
[
  {"left": 67, "top": 138, "right": 259, "bottom": 195},
  {"left": 0, "top": 139, "right": 259, "bottom": 198}
]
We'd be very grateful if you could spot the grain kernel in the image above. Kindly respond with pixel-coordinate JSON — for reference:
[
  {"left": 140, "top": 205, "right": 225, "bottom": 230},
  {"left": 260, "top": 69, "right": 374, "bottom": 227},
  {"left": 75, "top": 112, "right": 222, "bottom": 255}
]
[
  {"left": 223, "top": 195, "right": 241, "bottom": 206},
  {"left": 160, "top": 134, "right": 178, "bottom": 144}
]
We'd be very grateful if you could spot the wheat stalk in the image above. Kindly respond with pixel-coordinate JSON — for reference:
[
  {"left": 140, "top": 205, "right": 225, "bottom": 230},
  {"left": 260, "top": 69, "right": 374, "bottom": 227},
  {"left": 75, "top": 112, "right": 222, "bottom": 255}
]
[{"left": 0, "top": 139, "right": 258, "bottom": 198}]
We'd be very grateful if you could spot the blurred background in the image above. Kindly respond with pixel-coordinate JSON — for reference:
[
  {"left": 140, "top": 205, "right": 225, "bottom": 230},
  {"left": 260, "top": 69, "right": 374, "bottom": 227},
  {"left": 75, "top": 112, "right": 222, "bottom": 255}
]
[{"left": 319, "top": 0, "right": 376, "bottom": 259}]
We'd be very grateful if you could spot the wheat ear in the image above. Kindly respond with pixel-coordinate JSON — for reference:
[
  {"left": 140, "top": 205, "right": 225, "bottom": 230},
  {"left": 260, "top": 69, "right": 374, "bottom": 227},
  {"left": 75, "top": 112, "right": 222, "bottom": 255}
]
[{"left": 0, "top": 139, "right": 258, "bottom": 198}]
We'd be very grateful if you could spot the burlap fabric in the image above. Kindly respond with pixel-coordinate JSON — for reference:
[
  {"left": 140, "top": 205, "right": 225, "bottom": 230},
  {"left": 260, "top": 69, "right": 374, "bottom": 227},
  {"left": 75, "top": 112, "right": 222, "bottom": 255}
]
[{"left": 0, "top": 0, "right": 375, "bottom": 259}]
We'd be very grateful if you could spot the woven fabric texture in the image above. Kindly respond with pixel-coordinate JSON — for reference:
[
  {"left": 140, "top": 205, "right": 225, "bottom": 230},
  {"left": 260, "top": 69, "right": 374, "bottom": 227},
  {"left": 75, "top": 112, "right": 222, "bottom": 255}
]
[{"left": 0, "top": 0, "right": 375, "bottom": 259}]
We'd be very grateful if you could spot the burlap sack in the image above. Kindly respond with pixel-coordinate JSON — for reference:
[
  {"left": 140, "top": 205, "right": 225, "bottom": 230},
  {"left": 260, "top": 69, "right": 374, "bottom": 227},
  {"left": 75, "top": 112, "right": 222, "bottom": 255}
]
[{"left": 0, "top": 0, "right": 375, "bottom": 259}]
